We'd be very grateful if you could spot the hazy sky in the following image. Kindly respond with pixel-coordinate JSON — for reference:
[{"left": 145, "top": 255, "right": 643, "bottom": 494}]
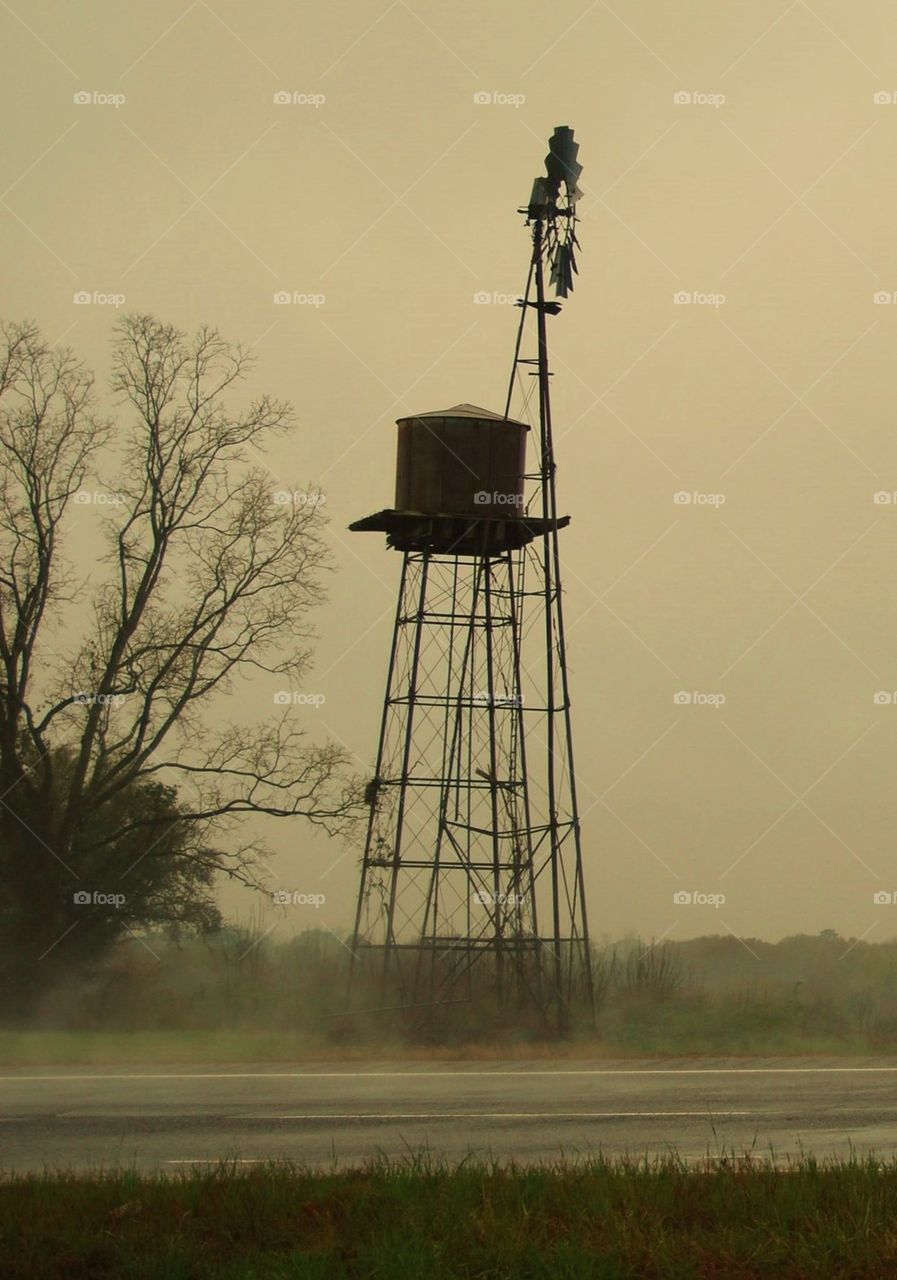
[{"left": 6, "top": 0, "right": 897, "bottom": 949}]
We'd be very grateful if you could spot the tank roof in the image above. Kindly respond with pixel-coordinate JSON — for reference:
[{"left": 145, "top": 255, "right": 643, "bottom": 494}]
[{"left": 397, "top": 403, "right": 529, "bottom": 428}]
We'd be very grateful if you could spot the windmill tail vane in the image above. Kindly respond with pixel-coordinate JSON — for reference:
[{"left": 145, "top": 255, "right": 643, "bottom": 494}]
[{"left": 545, "top": 124, "right": 583, "bottom": 203}]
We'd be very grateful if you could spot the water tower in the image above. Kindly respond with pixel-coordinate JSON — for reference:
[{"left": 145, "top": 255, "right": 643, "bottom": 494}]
[{"left": 347, "top": 128, "right": 593, "bottom": 1034}]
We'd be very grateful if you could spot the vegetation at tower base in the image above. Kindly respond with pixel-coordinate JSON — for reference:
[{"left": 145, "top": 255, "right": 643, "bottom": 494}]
[
  {"left": 7, "top": 928, "right": 897, "bottom": 1059},
  {"left": 0, "top": 317, "right": 358, "bottom": 1017}
]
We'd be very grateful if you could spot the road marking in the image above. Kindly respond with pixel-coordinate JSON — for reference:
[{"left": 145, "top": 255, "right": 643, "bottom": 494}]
[
  {"left": 3, "top": 1067, "right": 897, "bottom": 1081},
  {"left": 234, "top": 1110, "right": 754, "bottom": 1120},
  {"left": 165, "top": 1159, "right": 266, "bottom": 1165},
  {"left": 37, "top": 1108, "right": 759, "bottom": 1121}
]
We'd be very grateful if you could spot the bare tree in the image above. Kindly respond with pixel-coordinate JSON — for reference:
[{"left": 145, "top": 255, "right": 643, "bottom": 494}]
[{"left": 0, "top": 316, "right": 356, "bottom": 1012}]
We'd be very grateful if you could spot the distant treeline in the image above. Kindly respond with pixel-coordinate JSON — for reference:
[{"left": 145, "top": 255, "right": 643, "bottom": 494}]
[{"left": 17, "top": 925, "right": 897, "bottom": 1054}]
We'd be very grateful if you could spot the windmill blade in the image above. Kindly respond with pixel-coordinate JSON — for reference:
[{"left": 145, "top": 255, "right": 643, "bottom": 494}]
[
  {"left": 550, "top": 239, "right": 578, "bottom": 298},
  {"left": 524, "top": 125, "right": 584, "bottom": 298}
]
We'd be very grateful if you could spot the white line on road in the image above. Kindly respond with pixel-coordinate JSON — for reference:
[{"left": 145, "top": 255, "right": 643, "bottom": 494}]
[
  {"left": 3, "top": 1067, "right": 897, "bottom": 1081},
  {"left": 233, "top": 1111, "right": 754, "bottom": 1120},
  {"left": 165, "top": 1159, "right": 267, "bottom": 1165}
]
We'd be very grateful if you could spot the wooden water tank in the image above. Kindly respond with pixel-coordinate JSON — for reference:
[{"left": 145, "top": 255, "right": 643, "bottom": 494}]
[{"left": 394, "top": 403, "right": 528, "bottom": 520}]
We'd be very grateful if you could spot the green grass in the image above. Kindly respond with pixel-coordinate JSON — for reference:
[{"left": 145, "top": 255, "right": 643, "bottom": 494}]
[
  {"left": 0, "top": 1031, "right": 337, "bottom": 1068},
  {"left": 17, "top": 929, "right": 897, "bottom": 1062},
  {"left": 3, "top": 1155, "right": 897, "bottom": 1278},
  {"left": 0, "top": 1026, "right": 889, "bottom": 1068},
  {"left": 594, "top": 995, "right": 871, "bottom": 1056},
  {"left": 0, "top": 1029, "right": 593, "bottom": 1067}
]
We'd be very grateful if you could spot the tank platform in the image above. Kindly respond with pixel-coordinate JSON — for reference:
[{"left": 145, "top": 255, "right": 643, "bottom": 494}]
[{"left": 349, "top": 508, "right": 570, "bottom": 555}]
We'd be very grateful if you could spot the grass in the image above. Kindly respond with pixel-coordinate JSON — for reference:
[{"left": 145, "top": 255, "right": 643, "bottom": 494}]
[
  {"left": 0, "top": 1030, "right": 338, "bottom": 1068},
  {"left": 0, "top": 1029, "right": 603, "bottom": 1067},
  {"left": 1, "top": 1026, "right": 892, "bottom": 1068},
  {"left": 3, "top": 1154, "right": 897, "bottom": 1278},
  {"left": 11, "top": 928, "right": 897, "bottom": 1065}
]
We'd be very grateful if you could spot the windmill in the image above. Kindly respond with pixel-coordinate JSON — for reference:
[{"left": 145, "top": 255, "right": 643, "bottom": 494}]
[
  {"left": 346, "top": 126, "right": 594, "bottom": 1036},
  {"left": 527, "top": 124, "right": 583, "bottom": 297}
]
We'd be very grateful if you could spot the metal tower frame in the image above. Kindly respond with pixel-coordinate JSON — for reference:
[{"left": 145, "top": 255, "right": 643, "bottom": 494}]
[{"left": 347, "top": 137, "right": 593, "bottom": 1036}]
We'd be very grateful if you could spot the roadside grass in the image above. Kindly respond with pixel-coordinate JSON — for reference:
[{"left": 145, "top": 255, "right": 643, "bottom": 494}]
[
  {"left": 0, "top": 1018, "right": 890, "bottom": 1070},
  {"left": 8, "top": 927, "right": 897, "bottom": 1066},
  {"left": 0, "top": 1031, "right": 338, "bottom": 1068},
  {"left": 0, "top": 1026, "right": 887, "bottom": 1067},
  {"left": 3, "top": 1154, "right": 897, "bottom": 1279},
  {"left": 0, "top": 1029, "right": 616, "bottom": 1067}
]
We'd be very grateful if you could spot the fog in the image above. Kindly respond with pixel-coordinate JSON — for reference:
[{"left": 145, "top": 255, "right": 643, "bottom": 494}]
[
  {"left": 5, "top": 0, "right": 897, "bottom": 955},
  {"left": 10, "top": 926, "right": 897, "bottom": 1059}
]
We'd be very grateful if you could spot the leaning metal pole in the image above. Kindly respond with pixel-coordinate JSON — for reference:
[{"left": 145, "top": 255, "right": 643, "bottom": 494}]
[{"left": 529, "top": 215, "right": 595, "bottom": 1033}]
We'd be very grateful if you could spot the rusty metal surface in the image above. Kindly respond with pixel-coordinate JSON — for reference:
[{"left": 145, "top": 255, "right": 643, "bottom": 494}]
[{"left": 394, "top": 404, "right": 528, "bottom": 520}]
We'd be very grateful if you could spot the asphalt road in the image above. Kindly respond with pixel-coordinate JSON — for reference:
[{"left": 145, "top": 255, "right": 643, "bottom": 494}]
[{"left": 3, "top": 1057, "right": 897, "bottom": 1172}]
